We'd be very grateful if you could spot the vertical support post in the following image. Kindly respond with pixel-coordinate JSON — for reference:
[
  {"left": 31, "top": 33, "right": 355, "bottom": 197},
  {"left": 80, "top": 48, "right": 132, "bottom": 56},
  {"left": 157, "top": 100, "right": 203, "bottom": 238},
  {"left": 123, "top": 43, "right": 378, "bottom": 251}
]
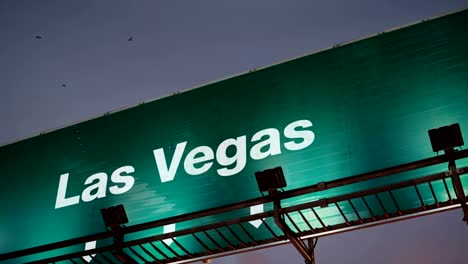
[
  {"left": 111, "top": 226, "right": 137, "bottom": 264},
  {"left": 307, "top": 238, "right": 318, "bottom": 264},
  {"left": 270, "top": 190, "right": 316, "bottom": 264},
  {"left": 445, "top": 148, "right": 468, "bottom": 225}
]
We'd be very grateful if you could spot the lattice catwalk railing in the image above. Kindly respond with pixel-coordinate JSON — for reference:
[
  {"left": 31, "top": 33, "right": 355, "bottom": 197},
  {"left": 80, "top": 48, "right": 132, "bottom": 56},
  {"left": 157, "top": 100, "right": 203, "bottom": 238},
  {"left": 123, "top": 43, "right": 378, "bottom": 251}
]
[{"left": 1, "top": 149, "right": 467, "bottom": 264}]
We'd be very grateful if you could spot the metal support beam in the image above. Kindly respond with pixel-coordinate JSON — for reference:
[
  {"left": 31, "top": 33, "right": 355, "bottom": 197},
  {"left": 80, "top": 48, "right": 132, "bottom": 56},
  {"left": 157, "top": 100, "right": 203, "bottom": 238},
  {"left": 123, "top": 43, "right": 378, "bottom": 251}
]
[
  {"left": 307, "top": 238, "right": 318, "bottom": 264},
  {"left": 4, "top": 149, "right": 468, "bottom": 262},
  {"left": 445, "top": 148, "right": 468, "bottom": 224},
  {"left": 271, "top": 190, "right": 317, "bottom": 264},
  {"left": 111, "top": 226, "right": 137, "bottom": 264},
  {"left": 3, "top": 150, "right": 468, "bottom": 263}
]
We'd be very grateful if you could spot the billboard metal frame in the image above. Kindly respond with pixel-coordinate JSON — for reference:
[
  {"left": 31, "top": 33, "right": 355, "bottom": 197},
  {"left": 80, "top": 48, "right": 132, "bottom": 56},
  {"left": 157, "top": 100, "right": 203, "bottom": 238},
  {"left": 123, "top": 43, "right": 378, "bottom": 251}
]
[{"left": 2, "top": 148, "right": 467, "bottom": 264}]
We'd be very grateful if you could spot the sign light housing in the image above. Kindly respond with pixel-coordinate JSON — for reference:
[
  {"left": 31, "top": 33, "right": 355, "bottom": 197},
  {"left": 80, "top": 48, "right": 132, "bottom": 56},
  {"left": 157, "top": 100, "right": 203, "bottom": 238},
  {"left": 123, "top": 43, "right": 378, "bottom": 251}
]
[
  {"left": 428, "top": 123, "right": 464, "bottom": 152},
  {"left": 255, "top": 167, "right": 287, "bottom": 193},
  {"left": 101, "top": 204, "right": 128, "bottom": 229}
]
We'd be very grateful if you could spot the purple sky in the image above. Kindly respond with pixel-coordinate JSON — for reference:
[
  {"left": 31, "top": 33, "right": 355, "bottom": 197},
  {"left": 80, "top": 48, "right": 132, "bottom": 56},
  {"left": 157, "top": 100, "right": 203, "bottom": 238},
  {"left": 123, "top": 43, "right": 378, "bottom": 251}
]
[{"left": 1, "top": 1, "right": 468, "bottom": 263}]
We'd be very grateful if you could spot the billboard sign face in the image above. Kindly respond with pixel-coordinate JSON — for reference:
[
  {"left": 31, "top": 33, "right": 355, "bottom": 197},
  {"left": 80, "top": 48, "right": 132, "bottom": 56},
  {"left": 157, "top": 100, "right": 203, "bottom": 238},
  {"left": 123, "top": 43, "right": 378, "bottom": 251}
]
[{"left": 1, "top": 9, "right": 468, "bottom": 261}]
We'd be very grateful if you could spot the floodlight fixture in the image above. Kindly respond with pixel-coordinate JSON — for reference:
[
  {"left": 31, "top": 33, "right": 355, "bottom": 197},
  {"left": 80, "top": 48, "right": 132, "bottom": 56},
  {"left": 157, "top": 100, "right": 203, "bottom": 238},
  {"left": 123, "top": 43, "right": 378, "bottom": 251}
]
[
  {"left": 255, "top": 166, "right": 287, "bottom": 193},
  {"left": 101, "top": 204, "right": 128, "bottom": 229},
  {"left": 428, "top": 123, "right": 464, "bottom": 152}
]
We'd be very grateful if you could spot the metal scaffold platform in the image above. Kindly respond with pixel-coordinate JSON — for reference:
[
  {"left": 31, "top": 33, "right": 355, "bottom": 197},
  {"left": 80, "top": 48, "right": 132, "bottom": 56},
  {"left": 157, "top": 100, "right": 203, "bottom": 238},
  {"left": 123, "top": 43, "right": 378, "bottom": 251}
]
[{"left": 2, "top": 147, "right": 467, "bottom": 264}]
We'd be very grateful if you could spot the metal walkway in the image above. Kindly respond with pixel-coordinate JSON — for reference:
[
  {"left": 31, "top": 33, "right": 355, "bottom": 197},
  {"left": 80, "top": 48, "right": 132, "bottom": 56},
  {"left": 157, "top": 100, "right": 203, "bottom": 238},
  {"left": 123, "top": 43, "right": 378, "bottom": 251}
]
[{"left": 2, "top": 149, "right": 468, "bottom": 264}]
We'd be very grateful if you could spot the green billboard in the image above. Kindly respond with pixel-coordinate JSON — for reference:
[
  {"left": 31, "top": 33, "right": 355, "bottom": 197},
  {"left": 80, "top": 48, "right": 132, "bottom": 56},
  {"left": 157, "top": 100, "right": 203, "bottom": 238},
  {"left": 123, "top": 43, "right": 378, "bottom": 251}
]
[{"left": 1, "top": 9, "right": 468, "bottom": 262}]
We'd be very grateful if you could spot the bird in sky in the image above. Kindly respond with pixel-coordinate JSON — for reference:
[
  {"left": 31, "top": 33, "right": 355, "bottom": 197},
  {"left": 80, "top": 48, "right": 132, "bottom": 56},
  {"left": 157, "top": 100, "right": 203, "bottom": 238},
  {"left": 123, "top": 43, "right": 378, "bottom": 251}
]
[
  {"left": 35, "top": 35, "right": 43, "bottom": 39},
  {"left": 61, "top": 84, "right": 67, "bottom": 87},
  {"left": 128, "top": 36, "right": 133, "bottom": 41}
]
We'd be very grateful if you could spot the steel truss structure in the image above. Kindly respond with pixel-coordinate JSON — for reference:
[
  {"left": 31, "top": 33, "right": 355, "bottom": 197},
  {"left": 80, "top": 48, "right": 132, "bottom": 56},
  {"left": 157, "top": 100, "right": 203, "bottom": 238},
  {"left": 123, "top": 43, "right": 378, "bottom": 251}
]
[{"left": 2, "top": 149, "right": 468, "bottom": 264}]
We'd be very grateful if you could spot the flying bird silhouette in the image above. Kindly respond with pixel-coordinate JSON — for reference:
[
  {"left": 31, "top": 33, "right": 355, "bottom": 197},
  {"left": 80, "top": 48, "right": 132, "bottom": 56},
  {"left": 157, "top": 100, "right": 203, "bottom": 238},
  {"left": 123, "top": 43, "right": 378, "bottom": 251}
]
[
  {"left": 35, "top": 35, "right": 43, "bottom": 39},
  {"left": 128, "top": 36, "right": 133, "bottom": 41},
  {"left": 61, "top": 84, "right": 67, "bottom": 87}
]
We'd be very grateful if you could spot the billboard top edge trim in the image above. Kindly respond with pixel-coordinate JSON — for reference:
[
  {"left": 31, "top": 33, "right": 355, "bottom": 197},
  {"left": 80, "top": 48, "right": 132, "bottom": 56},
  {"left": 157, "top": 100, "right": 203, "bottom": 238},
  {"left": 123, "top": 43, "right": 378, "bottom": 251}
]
[{"left": 1, "top": 7, "right": 466, "bottom": 148}]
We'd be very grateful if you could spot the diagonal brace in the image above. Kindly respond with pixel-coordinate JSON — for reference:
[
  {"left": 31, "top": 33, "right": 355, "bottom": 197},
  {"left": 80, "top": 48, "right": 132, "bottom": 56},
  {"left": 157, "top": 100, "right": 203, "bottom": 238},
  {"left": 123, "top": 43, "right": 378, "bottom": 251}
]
[
  {"left": 445, "top": 148, "right": 468, "bottom": 225},
  {"left": 271, "top": 190, "right": 317, "bottom": 264}
]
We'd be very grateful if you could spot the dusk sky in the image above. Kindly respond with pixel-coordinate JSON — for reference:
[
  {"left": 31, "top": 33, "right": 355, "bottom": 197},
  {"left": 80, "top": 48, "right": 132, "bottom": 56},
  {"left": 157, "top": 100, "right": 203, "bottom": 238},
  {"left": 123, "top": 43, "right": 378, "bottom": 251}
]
[{"left": 1, "top": 1, "right": 468, "bottom": 263}]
